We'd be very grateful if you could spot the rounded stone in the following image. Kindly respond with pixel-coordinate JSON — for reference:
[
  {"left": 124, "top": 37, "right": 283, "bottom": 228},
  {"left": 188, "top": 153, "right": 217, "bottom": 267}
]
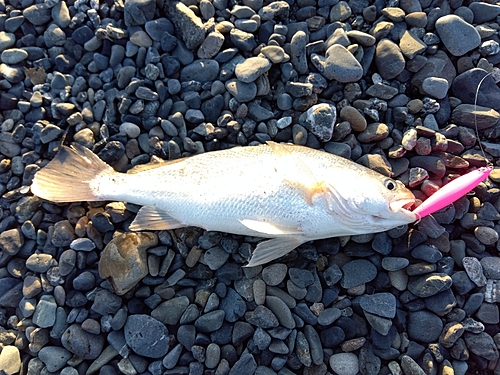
[
  {"left": 375, "top": 39, "right": 405, "bottom": 80},
  {"left": 329, "top": 352, "right": 359, "bottom": 375},
  {"left": 61, "top": 324, "right": 105, "bottom": 360},
  {"left": 124, "top": 314, "right": 170, "bottom": 358},
  {"left": 435, "top": 15, "right": 481, "bottom": 56},
  {"left": 422, "top": 77, "right": 449, "bottom": 100}
]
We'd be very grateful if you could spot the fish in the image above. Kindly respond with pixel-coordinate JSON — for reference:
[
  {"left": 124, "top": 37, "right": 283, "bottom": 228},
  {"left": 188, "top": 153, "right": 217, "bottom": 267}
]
[{"left": 30, "top": 141, "right": 417, "bottom": 267}]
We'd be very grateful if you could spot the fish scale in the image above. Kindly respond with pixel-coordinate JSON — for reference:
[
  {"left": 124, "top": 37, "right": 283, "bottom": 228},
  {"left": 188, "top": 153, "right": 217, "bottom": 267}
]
[{"left": 31, "top": 141, "right": 417, "bottom": 266}]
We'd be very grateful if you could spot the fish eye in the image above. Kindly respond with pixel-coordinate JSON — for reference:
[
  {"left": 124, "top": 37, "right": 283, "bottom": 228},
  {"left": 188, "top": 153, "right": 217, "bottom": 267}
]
[{"left": 384, "top": 179, "right": 397, "bottom": 191}]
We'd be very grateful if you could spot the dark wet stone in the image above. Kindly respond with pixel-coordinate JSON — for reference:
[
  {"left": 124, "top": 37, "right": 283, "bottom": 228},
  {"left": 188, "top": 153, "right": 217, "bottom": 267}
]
[
  {"left": 452, "top": 68, "right": 500, "bottom": 110},
  {"left": 180, "top": 59, "right": 219, "bottom": 83},
  {"left": 245, "top": 305, "right": 279, "bottom": 328},
  {"left": 220, "top": 288, "right": 246, "bottom": 323},
  {"left": 407, "top": 310, "right": 443, "bottom": 343},
  {"left": 24, "top": 4, "right": 52, "bottom": 25},
  {"left": 341, "top": 260, "right": 377, "bottom": 289},
  {"left": 408, "top": 273, "right": 452, "bottom": 298},
  {"left": 61, "top": 324, "right": 105, "bottom": 360},
  {"left": 463, "top": 331, "right": 499, "bottom": 360},
  {"left": 195, "top": 310, "right": 225, "bottom": 332},
  {"left": 124, "top": 0, "right": 156, "bottom": 26},
  {"left": 411, "top": 244, "right": 442, "bottom": 263},
  {"left": 124, "top": 314, "right": 169, "bottom": 358},
  {"left": 228, "top": 353, "right": 257, "bottom": 375},
  {"left": 360, "top": 293, "right": 396, "bottom": 318}
]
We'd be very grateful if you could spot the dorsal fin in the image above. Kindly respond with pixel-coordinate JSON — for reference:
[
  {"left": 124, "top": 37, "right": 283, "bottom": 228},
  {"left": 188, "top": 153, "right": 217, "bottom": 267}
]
[{"left": 126, "top": 156, "right": 187, "bottom": 174}]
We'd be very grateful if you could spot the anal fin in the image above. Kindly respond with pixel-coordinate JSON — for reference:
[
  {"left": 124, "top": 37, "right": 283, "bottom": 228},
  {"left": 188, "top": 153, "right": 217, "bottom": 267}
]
[
  {"left": 129, "top": 205, "right": 186, "bottom": 231},
  {"left": 245, "top": 237, "right": 304, "bottom": 267},
  {"left": 240, "top": 219, "right": 303, "bottom": 236}
]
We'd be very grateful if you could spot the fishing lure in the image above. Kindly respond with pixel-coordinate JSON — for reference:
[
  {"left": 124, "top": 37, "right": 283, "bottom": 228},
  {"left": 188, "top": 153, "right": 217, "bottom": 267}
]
[
  {"left": 413, "top": 71, "right": 495, "bottom": 220},
  {"left": 413, "top": 166, "right": 493, "bottom": 219}
]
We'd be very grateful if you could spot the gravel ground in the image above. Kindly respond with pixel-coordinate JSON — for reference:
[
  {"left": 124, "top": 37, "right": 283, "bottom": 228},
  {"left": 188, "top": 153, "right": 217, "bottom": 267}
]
[{"left": 0, "top": 0, "right": 500, "bottom": 374}]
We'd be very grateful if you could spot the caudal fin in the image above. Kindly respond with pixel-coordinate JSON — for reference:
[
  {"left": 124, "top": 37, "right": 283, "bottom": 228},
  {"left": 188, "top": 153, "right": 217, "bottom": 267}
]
[{"left": 31, "top": 144, "right": 115, "bottom": 202}]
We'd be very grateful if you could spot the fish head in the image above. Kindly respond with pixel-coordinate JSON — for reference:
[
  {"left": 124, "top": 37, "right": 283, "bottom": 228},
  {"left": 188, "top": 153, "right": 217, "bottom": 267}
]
[
  {"left": 351, "top": 174, "right": 417, "bottom": 228},
  {"left": 322, "top": 169, "right": 417, "bottom": 234}
]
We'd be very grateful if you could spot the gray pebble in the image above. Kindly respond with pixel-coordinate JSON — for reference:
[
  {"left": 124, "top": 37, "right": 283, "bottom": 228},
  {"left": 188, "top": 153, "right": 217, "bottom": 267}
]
[
  {"left": 340, "top": 259, "right": 377, "bottom": 289},
  {"left": 220, "top": 288, "right": 247, "bottom": 322},
  {"left": 435, "top": 15, "right": 481, "bottom": 56},
  {"left": 151, "top": 296, "right": 189, "bottom": 325},
  {"left": 245, "top": 305, "right": 279, "bottom": 328},
  {"left": 407, "top": 310, "right": 443, "bottom": 343},
  {"left": 311, "top": 45, "right": 363, "bottom": 82},
  {"left": 26, "top": 253, "right": 53, "bottom": 273},
  {"left": 329, "top": 352, "right": 359, "bottom": 375},
  {"left": 0, "top": 228, "right": 23, "bottom": 255},
  {"left": 262, "top": 263, "right": 287, "bottom": 286},
  {"left": 0, "top": 346, "right": 21, "bottom": 375},
  {"left": 195, "top": 310, "right": 225, "bottom": 332},
  {"left": 38, "top": 346, "right": 72, "bottom": 372},
  {"left": 32, "top": 295, "right": 57, "bottom": 328},
  {"left": 463, "top": 257, "right": 487, "bottom": 287},
  {"left": 265, "top": 295, "right": 295, "bottom": 329},
  {"left": 62, "top": 324, "right": 105, "bottom": 360},
  {"left": 235, "top": 57, "right": 271, "bottom": 83},
  {"left": 124, "top": 314, "right": 169, "bottom": 358}
]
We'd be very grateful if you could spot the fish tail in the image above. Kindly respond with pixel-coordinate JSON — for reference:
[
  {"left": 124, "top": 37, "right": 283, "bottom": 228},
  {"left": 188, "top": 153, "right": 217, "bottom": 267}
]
[{"left": 31, "top": 144, "right": 116, "bottom": 202}]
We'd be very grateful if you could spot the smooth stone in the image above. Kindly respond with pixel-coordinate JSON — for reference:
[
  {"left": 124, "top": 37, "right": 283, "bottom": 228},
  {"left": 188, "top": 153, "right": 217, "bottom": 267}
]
[
  {"left": 470, "top": 2, "right": 500, "bottom": 23},
  {"left": 235, "top": 57, "right": 272, "bottom": 83},
  {"left": 225, "top": 79, "right": 257, "bottom": 102},
  {"left": 375, "top": 39, "right": 405, "bottom": 79},
  {"left": 311, "top": 44, "right": 363, "bottom": 83},
  {"left": 61, "top": 324, "right": 105, "bottom": 360},
  {"left": 32, "top": 295, "right": 57, "bottom": 328},
  {"left": 407, "top": 273, "right": 452, "bottom": 297},
  {"left": 463, "top": 331, "right": 499, "bottom": 360},
  {"left": 23, "top": 4, "right": 52, "bottom": 25},
  {"left": 407, "top": 310, "right": 443, "bottom": 343},
  {"left": 435, "top": 15, "right": 481, "bottom": 56},
  {"left": 0, "top": 346, "right": 21, "bottom": 375},
  {"left": 341, "top": 260, "right": 377, "bottom": 288},
  {"left": 198, "top": 31, "right": 225, "bottom": 59},
  {"left": 329, "top": 352, "right": 359, "bottom": 375},
  {"left": 422, "top": 77, "right": 449, "bottom": 100},
  {"left": 124, "top": 0, "right": 156, "bottom": 26},
  {"left": 290, "top": 30, "right": 308, "bottom": 74},
  {"left": 220, "top": 288, "right": 247, "bottom": 322},
  {"left": 262, "top": 263, "right": 287, "bottom": 286},
  {"left": 451, "top": 68, "right": 500, "bottom": 110},
  {"left": 399, "top": 30, "right": 426, "bottom": 59},
  {"left": 38, "top": 346, "right": 72, "bottom": 372},
  {"left": 360, "top": 293, "right": 396, "bottom": 318},
  {"left": 1, "top": 48, "right": 28, "bottom": 64},
  {"left": 180, "top": 59, "right": 219, "bottom": 83},
  {"left": 98, "top": 232, "right": 158, "bottom": 295},
  {"left": 0, "top": 32, "right": 15, "bottom": 53},
  {"left": 124, "top": 314, "right": 169, "bottom": 358}
]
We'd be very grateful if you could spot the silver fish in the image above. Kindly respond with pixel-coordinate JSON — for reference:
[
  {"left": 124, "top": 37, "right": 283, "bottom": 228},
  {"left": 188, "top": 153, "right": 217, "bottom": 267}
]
[{"left": 31, "top": 142, "right": 417, "bottom": 266}]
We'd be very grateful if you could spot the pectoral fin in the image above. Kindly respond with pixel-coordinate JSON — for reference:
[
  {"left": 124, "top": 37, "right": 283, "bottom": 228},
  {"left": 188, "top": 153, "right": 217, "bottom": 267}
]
[
  {"left": 245, "top": 236, "right": 304, "bottom": 267},
  {"left": 129, "top": 205, "right": 186, "bottom": 231},
  {"left": 240, "top": 219, "right": 303, "bottom": 236}
]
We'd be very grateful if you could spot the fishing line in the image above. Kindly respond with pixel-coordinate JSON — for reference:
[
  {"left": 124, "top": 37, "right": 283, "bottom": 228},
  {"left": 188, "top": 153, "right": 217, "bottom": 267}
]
[{"left": 473, "top": 71, "right": 494, "bottom": 169}]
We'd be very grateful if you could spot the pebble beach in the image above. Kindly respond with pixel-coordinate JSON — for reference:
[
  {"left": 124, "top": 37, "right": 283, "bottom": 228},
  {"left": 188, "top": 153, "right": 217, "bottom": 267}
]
[{"left": 0, "top": 0, "right": 500, "bottom": 374}]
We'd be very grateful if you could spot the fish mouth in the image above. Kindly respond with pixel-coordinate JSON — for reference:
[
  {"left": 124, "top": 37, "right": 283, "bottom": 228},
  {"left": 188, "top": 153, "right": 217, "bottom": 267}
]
[{"left": 390, "top": 198, "right": 416, "bottom": 214}]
